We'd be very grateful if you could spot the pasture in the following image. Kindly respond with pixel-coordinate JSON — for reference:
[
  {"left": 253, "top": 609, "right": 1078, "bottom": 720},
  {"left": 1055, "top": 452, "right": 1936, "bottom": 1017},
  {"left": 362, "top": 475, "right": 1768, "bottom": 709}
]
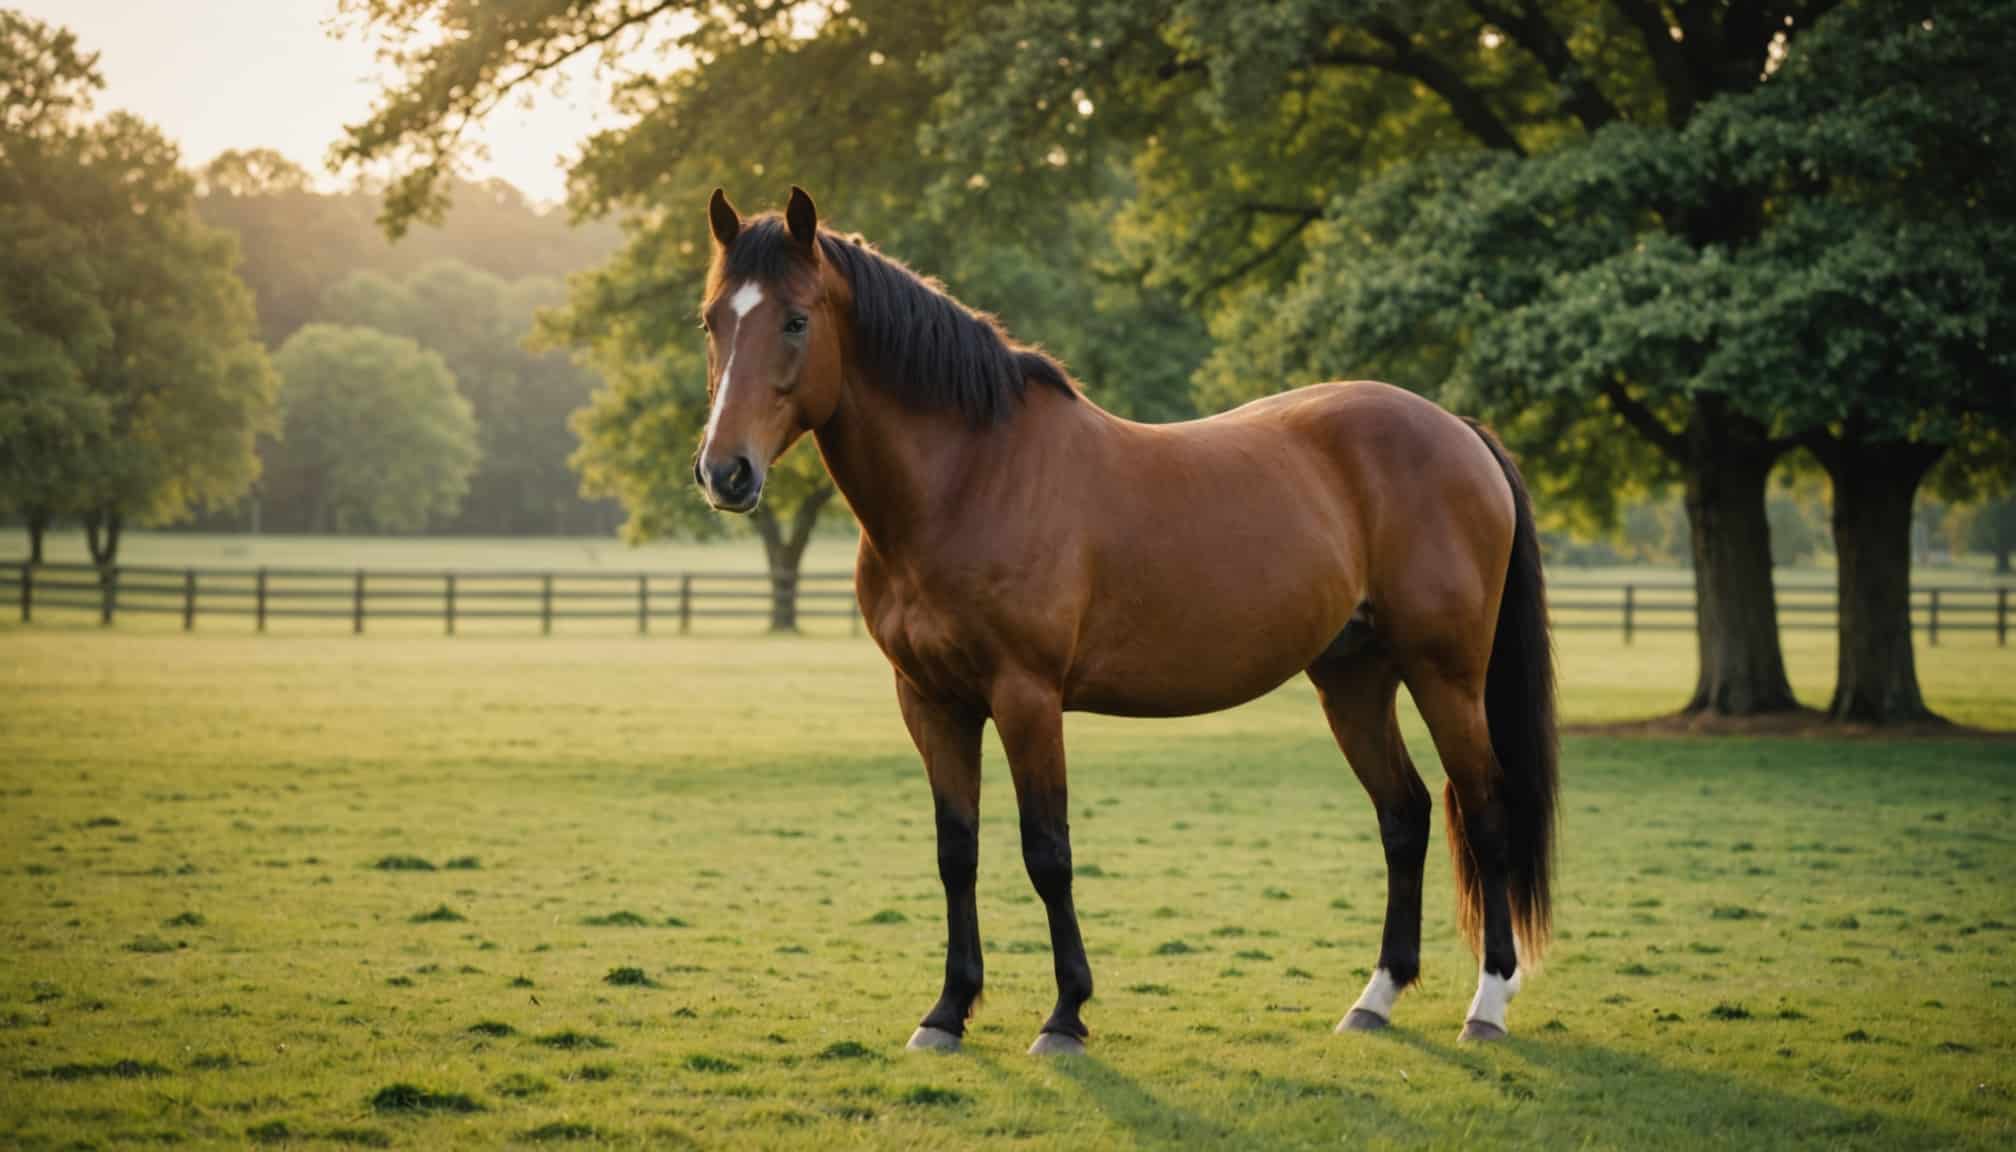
[{"left": 2, "top": 621, "right": 2013, "bottom": 1149}]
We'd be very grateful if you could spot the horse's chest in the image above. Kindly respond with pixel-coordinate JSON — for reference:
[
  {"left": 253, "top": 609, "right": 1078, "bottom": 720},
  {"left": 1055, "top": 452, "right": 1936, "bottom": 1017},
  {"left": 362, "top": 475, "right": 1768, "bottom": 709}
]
[{"left": 861, "top": 570, "right": 990, "bottom": 706}]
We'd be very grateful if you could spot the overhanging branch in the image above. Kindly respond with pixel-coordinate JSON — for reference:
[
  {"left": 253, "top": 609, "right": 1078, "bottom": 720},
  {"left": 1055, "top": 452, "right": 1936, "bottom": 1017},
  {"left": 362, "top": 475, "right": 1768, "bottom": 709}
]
[
  {"left": 1600, "top": 380, "right": 1686, "bottom": 459},
  {"left": 1464, "top": 0, "right": 1622, "bottom": 132}
]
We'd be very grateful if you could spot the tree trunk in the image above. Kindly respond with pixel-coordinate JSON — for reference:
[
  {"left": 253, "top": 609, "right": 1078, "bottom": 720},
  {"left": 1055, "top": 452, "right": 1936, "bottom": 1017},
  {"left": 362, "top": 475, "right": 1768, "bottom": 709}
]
[
  {"left": 1817, "top": 437, "right": 1944, "bottom": 725},
  {"left": 751, "top": 485, "right": 838, "bottom": 633},
  {"left": 1680, "top": 399, "right": 1798, "bottom": 715},
  {"left": 83, "top": 508, "right": 123, "bottom": 567},
  {"left": 26, "top": 507, "right": 49, "bottom": 565}
]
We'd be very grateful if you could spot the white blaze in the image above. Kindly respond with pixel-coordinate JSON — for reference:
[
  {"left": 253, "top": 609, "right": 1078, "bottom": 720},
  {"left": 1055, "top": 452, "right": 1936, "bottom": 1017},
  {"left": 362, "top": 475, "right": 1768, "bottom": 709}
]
[
  {"left": 729, "top": 282, "right": 765, "bottom": 318},
  {"left": 701, "top": 282, "right": 767, "bottom": 452}
]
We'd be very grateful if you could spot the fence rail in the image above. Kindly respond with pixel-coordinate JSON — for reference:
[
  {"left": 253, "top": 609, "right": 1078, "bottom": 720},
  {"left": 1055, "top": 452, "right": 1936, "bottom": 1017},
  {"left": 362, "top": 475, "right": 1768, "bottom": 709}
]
[
  {"left": 4, "top": 561, "right": 862, "bottom": 635},
  {"left": 2, "top": 562, "right": 2009, "bottom": 644}
]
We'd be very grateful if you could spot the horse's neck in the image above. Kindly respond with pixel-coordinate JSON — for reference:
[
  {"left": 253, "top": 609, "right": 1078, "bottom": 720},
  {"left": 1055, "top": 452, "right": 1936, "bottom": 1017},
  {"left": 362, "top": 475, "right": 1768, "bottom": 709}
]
[{"left": 811, "top": 375, "right": 1009, "bottom": 563}]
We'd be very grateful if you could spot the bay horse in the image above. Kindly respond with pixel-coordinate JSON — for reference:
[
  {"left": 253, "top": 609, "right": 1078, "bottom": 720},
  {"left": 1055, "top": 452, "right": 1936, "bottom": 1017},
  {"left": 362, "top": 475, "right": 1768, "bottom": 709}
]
[{"left": 694, "top": 187, "right": 1558, "bottom": 1055}]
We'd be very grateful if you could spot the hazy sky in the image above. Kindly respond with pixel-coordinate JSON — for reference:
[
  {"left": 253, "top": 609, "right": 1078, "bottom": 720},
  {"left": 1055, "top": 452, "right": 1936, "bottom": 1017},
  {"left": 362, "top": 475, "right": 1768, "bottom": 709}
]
[{"left": 20, "top": 0, "right": 618, "bottom": 203}]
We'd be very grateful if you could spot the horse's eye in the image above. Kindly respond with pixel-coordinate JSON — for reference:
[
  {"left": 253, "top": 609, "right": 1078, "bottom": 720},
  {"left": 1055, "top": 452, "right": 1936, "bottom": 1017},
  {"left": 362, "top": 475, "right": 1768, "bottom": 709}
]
[{"left": 783, "top": 313, "right": 808, "bottom": 336}]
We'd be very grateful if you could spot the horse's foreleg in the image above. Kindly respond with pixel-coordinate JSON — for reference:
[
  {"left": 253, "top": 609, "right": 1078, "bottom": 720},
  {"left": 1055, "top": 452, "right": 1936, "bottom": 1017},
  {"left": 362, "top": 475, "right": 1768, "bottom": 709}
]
[
  {"left": 897, "top": 678, "right": 986, "bottom": 1052},
  {"left": 1311, "top": 658, "right": 1431, "bottom": 1032},
  {"left": 992, "top": 677, "right": 1092, "bottom": 1056}
]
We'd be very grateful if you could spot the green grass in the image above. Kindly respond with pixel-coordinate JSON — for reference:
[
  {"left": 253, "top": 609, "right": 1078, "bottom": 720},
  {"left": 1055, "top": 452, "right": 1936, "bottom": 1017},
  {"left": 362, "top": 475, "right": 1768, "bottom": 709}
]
[{"left": 0, "top": 628, "right": 2012, "bottom": 1149}]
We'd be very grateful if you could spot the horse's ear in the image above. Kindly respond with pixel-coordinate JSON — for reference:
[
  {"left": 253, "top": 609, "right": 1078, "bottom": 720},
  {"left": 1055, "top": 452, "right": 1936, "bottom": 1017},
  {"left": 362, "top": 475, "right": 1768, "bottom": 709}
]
[
  {"left": 709, "top": 187, "right": 740, "bottom": 248},
  {"left": 786, "top": 186, "right": 818, "bottom": 253}
]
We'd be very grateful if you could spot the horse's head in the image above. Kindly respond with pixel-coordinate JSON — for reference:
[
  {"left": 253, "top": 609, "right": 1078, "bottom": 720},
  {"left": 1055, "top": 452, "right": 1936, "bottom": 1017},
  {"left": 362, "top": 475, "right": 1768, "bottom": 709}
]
[{"left": 693, "top": 186, "right": 845, "bottom": 513}]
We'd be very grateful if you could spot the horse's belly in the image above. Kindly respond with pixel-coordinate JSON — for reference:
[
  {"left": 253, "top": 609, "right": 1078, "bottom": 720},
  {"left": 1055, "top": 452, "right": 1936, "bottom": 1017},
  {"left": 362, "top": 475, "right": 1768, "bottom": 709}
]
[{"left": 1062, "top": 566, "right": 1356, "bottom": 718}]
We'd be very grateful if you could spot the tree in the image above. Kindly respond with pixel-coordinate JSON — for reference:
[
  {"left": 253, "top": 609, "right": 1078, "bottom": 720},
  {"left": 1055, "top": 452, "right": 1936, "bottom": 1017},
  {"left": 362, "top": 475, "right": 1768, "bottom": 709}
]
[
  {"left": 0, "top": 12, "right": 109, "bottom": 560},
  {"left": 317, "top": 261, "right": 617, "bottom": 535},
  {"left": 0, "top": 13, "right": 276, "bottom": 566},
  {"left": 933, "top": 1, "right": 2016, "bottom": 721},
  {"left": 1689, "top": 3, "right": 2016, "bottom": 722},
  {"left": 270, "top": 325, "right": 478, "bottom": 533},
  {"left": 338, "top": 0, "right": 1210, "bottom": 629}
]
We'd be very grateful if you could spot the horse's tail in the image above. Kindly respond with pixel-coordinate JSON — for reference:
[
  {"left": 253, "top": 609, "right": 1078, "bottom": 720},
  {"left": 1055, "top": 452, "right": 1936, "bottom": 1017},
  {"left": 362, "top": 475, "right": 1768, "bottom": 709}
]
[{"left": 1456, "top": 419, "right": 1558, "bottom": 965}]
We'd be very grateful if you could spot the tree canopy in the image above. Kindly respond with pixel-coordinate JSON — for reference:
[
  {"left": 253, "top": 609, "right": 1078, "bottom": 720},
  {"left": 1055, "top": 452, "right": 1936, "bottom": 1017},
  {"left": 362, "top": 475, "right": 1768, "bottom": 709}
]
[
  {"left": 316, "top": 261, "right": 616, "bottom": 535},
  {"left": 0, "top": 11, "right": 276, "bottom": 565},
  {"left": 269, "top": 325, "right": 479, "bottom": 534}
]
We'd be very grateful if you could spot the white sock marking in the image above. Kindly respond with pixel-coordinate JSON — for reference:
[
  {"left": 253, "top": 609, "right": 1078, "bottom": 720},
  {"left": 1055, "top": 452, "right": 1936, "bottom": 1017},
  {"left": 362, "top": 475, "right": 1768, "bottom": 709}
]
[
  {"left": 1466, "top": 970, "right": 1516, "bottom": 1030},
  {"left": 1350, "top": 968, "right": 1401, "bottom": 1021}
]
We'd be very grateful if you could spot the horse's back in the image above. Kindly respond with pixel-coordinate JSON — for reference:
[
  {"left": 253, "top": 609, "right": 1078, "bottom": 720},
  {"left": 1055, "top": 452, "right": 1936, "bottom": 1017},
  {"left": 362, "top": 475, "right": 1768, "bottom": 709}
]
[{"left": 1060, "top": 381, "right": 1514, "bottom": 713}]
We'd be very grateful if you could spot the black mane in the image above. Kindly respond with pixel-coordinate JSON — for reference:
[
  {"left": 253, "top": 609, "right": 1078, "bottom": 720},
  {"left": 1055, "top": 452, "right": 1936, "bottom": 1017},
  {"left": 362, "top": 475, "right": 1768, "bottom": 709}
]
[{"left": 719, "top": 215, "right": 1074, "bottom": 424}]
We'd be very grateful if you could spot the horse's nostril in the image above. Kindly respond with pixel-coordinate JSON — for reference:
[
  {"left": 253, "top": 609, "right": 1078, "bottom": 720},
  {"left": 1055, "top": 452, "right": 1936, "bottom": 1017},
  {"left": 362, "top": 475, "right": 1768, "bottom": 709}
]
[{"left": 706, "top": 455, "right": 756, "bottom": 504}]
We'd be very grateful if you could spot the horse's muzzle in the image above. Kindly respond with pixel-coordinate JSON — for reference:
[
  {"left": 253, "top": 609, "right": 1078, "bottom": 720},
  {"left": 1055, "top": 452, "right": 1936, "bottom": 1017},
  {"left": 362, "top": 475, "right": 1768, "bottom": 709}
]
[{"left": 701, "top": 454, "right": 761, "bottom": 513}]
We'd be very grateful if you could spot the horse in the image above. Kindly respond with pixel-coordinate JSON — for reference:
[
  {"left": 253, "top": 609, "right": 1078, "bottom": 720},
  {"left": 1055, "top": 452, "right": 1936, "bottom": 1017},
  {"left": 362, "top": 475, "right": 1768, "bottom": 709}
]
[{"left": 692, "top": 186, "right": 1558, "bottom": 1056}]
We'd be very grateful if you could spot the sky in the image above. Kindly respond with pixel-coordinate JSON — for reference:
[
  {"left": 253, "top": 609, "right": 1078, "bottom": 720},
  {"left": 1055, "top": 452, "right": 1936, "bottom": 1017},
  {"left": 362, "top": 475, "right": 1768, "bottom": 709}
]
[{"left": 19, "top": 0, "right": 620, "bottom": 204}]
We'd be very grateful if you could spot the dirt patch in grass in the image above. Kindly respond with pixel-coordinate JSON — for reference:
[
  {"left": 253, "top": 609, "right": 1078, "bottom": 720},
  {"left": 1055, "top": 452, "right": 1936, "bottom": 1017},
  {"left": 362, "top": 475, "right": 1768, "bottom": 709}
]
[
  {"left": 369, "top": 1083, "right": 483, "bottom": 1114},
  {"left": 535, "top": 1030, "right": 613, "bottom": 1051},
  {"left": 1564, "top": 708, "right": 2014, "bottom": 741},
  {"left": 24, "top": 1058, "right": 170, "bottom": 1081},
  {"left": 373, "top": 855, "right": 436, "bottom": 871}
]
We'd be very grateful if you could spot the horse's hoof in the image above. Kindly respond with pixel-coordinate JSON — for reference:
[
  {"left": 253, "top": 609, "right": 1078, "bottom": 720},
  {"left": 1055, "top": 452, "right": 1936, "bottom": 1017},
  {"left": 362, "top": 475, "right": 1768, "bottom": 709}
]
[
  {"left": 907, "top": 1026, "right": 962, "bottom": 1052},
  {"left": 1459, "top": 1018, "right": 1507, "bottom": 1043},
  {"left": 1027, "top": 1031, "right": 1086, "bottom": 1057},
  {"left": 1336, "top": 1008, "right": 1390, "bottom": 1033}
]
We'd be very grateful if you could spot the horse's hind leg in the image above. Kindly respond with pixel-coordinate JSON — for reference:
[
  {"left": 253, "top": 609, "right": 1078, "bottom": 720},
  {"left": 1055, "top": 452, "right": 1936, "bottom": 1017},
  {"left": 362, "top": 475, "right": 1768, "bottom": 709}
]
[
  {"left": 1406, "top": 662, "right": 1521, "bottom": 1042},
  {"left": 1309, "top": 655, "right": 1431, "bottom": 1033}
]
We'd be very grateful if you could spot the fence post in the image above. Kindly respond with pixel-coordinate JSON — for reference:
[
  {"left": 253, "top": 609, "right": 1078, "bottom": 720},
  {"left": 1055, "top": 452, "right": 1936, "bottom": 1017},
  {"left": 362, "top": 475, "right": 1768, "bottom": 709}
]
[
  {"left": 353, "top": 570, "right": 365, "bottom": 634},
  {"left": 637, "top": 574, "right": 649, "bottom": 635},
  {"left": 182, "top": 568, "right": 197, "bottom": 631},
  {"left": 100, "top": 567, "right": 117, "bottom": 627},
  {"left": 679, "top": 573, "right": 692, "bottom": 634},
  {"left": 1929, "top": 588, "right": 1940, "bottom": 647},
  {"left": 17, "top": 563, "right": 28, "bottom": 624},
  {"left": 540, "top": 573, "right": 554, "bottom": 635},
  {"left": 255, "top": 568, "right": 267, "bottom": 632},
  {"left": 445, "top": 573, "right": 456, "bottom": 636},
  {"left": 1999, "top": 587, "right": 2008, "bottom": 647},
  {"left": 1623, "top": 583, "right": 1635, "bottom": 645}
]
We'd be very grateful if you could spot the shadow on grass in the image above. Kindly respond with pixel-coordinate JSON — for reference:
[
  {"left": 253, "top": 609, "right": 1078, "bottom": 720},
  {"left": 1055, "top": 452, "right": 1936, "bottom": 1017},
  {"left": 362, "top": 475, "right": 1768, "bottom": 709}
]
[
  {"left": 966, "top": 1047, "right": 1389, "bottom": 1151},
  {"left": 1388, "top": 1030, "right": 1968, "bottom": 1150},
  {"left": 957, "top": 1028, "right": 1968, "bottom": 1150}
]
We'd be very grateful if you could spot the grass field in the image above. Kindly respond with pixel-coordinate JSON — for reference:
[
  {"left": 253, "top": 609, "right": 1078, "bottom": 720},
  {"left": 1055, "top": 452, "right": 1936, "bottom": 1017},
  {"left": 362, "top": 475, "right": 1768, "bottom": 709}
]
[{"left": 2, "top": 622, "right": 2013, "bottom": 1148}]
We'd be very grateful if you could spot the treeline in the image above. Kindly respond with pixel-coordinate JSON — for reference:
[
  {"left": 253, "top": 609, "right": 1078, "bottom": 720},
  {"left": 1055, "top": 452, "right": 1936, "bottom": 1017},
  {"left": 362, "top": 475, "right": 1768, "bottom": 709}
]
[
  {"left": 194, "top": 152, "right": 624, "bottom": 537},
  {"left": 0, "top": 11, "right": 623, "bottom": 564}
]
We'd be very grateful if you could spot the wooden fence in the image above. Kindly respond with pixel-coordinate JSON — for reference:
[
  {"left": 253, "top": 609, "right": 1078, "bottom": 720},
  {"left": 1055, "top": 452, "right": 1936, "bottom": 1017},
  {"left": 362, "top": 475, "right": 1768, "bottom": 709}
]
[
  {"left": 1545, "top": 577, "right": 2008, "bottom": 645},
  {"left": 3, "top": 562, "right": 859, "bottom": 634},
  {"left": 2, "top": 561, "right": 2009, "bottom": 644}
]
